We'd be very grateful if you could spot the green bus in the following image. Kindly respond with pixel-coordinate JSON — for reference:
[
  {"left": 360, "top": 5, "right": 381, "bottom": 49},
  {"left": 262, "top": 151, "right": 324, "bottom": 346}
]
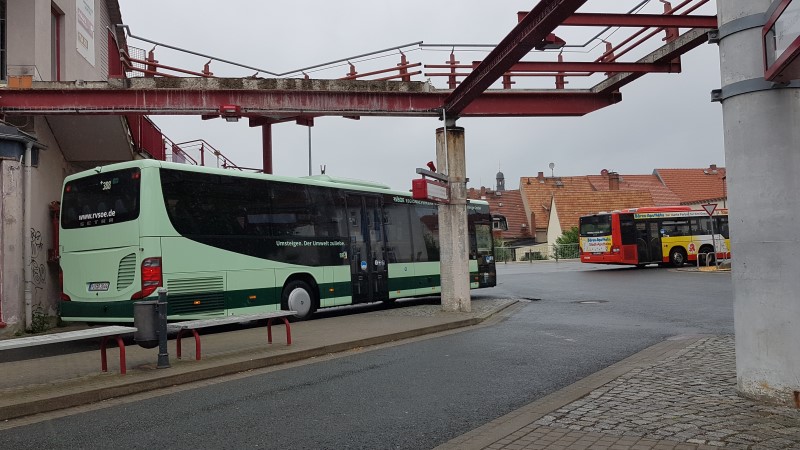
[{"left": 58, "top": 160, "right": 497, "bottom": 322}]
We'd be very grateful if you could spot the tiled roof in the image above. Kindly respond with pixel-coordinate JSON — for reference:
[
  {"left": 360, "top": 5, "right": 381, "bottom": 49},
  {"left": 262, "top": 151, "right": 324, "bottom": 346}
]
[
  {"left": 468, "top": 188, "right": 530, "bottom": 240},
  {"left": 654, "top": 166, "right": 726, "bottom": 204},
  {"left": 553, "top": 190, "right": 655, "bottom": 232},
  {"left": 587, "top": 174, "right": 681, "bottom": 206},
  {"left": 519, "top": 176, "right": 598, "bottom": 231},
  {"left": 481, "top": 166, "right": 726, "bottom": 240}
]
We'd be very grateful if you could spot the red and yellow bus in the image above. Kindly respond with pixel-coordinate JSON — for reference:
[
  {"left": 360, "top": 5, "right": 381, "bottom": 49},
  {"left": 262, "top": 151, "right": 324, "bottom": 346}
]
[{"left": 579, "top": 206, "right": 730, "bottom": 267}]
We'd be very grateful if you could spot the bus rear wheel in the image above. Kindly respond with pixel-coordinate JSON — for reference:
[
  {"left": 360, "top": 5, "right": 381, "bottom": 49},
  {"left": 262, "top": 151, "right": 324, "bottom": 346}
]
[
  {"left": 281, "top": 280, "right": 317, "bottom": 321},
  {"left": 669, "top": 247, "right": 687, "bottom": 267}
]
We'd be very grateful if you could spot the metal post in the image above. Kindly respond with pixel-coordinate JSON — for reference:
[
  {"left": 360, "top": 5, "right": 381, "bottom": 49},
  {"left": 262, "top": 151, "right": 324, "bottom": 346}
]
[
  {"left": 709, "top": 215, "right": 717, "bottom": 268},
  {"left": 156, "top": 288, "right": 170, "bottom": 369},
  {"left": 262, "top": 123, "right": 273, "bottom": 174}
]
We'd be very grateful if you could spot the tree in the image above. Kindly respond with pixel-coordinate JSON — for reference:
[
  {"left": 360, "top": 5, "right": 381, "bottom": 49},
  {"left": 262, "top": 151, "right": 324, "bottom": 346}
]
[
  {"left": 553, "top": 226, "right": 579, "bottom": 260},
  {"left": 556, "top": 226, "right": 579, "bottom": 245}
]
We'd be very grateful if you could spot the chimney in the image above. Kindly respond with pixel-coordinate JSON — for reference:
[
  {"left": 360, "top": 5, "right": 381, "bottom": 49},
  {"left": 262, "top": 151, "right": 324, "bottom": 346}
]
[
  {"left": 710, "top": 164, "right": 717, "bottom": 170},
  {"left": 537, "top": 171, "right": 545, "bottom": 183},
  {"left": 601, "top": 169, "right": 609, "bottom": 176},
  {"left": 609, "top": 172, "right": 620, "bottom": 191},
  {"left": 480, "top": 186, "right": 486, "bottom": 196}
]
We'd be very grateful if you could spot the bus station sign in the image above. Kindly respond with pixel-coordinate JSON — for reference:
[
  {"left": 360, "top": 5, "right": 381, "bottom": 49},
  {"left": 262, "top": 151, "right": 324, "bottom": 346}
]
[
  {"left": 412, "top": 178, "right": 449, "bottom": 203},
  {"left": 764, "top": 0, "right": 800, "bottom": 82}
]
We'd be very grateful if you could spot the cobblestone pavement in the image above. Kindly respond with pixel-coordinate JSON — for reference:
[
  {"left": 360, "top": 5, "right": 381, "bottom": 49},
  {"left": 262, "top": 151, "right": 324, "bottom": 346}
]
[
  {"left": 440, "top": 336, "right": 800, "bottom": 450},
  {"left": 534, "top": 336, "right": 800, "bottom": 449}
]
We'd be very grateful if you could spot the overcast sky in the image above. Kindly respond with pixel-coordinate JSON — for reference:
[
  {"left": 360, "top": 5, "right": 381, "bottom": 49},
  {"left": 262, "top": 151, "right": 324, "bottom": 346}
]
[{"left": 117, "top": 0, "right": 722, "bottom": 191}]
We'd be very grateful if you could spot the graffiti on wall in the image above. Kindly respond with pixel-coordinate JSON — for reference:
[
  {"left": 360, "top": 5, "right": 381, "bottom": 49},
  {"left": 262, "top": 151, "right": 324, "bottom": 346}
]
[{"left": 30, "top": 228, "right": 46, "bottom": 289}]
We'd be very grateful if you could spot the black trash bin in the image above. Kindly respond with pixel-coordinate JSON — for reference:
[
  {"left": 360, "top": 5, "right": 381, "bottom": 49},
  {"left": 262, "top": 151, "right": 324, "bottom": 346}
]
[{"left": 134, "top": 300, "right": 159, "bottom": 349}]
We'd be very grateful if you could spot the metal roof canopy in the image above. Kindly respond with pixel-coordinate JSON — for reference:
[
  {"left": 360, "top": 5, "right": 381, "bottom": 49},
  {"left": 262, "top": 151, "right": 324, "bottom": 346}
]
[
  {"left": 444, "top": 0, "right": 588, "bottom": 117},
  {"left": 0, "top": 1, "right": 717, "bottom": 120}
]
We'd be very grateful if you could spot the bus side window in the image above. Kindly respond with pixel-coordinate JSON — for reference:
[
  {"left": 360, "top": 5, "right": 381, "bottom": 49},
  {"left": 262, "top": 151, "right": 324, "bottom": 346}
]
[
  {"left": 717, "top": 217, "right": 730, "bottom": 239},
  {"left": 620, "top": 216, "right": 636, "bottom": 245},
  {"left": 666, "top": 220, "right": 689, "bottom": 237},
  {"left": 691, "top": 218, "right": 711, "bottom": 235}
]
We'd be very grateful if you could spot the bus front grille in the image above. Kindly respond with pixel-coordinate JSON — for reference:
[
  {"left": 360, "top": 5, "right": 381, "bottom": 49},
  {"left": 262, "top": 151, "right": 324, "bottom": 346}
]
[{"left": 117, "top": 253, "right": 137, "bottom": 291}]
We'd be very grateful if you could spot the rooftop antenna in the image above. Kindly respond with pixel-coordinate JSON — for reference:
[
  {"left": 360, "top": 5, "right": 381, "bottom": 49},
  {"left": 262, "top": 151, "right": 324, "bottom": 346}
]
[{"left": 549, "top": 162, "right": 555, "bottom": 177}]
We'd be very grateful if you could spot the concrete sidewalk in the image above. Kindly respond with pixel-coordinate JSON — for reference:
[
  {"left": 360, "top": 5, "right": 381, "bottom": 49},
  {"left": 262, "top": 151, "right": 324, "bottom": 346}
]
[{"left": 1, "top": 298, "right": 799, "bottom": 449}]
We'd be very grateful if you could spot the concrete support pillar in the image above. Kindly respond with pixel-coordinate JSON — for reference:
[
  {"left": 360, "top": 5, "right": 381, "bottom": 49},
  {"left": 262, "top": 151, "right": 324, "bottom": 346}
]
[
  {"left": 435, "top": 126, "right": 471, "bottom": 312},
  {"left": 717, "top": 0, "right": 800, "bottom": 405}
]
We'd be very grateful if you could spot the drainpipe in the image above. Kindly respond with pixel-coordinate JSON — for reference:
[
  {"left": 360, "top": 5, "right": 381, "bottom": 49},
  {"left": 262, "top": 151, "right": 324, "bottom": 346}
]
[{"left": 23, "top": 141, "right": 33, "bottom": 330}]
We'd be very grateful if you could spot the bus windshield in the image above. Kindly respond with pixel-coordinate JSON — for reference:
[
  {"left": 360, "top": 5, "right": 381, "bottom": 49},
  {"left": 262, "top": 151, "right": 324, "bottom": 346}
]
[
  {"left": 579, "top": 214, "right": 612, "bottom": 236},
  {"left": 61, "top": 168, "right": 141, "bottom": 229}
]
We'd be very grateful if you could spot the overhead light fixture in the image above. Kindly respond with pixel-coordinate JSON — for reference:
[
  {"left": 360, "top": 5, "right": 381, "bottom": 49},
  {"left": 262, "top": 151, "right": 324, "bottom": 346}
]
[{"left": 219, "top": 104, "right": 242, "bottom": 122}]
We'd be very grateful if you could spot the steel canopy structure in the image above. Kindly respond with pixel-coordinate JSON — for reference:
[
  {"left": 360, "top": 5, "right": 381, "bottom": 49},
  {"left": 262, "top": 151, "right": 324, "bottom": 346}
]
[
  {"left": 0, "top": 0, "right": 718, "bottom": 166},
  {"left": 0, "top": 79, "right": 620, "bottom": 118}
]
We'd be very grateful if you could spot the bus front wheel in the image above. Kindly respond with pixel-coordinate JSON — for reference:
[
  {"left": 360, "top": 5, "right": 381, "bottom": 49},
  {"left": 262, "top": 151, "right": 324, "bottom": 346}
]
[
  {"left": 669, "top": 247, "right": 687, "bottom": 267},
  {"left": 281, "top": 280, "right": 317, "bottom": 321}
]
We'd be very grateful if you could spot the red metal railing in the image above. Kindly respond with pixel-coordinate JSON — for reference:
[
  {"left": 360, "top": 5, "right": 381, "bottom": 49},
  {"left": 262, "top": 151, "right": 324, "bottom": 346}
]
[
  {"left": 171, "top": 140, "right": 242, "bottom": 170},
  {"left": 126, "top": 115, "right": 165, "bottom": 160},
  {"left": 109, "top": 29, "right": 241, "bottom": 168},
  {"left": 109, "top": 0, "right": 714, "bottom": 91}
]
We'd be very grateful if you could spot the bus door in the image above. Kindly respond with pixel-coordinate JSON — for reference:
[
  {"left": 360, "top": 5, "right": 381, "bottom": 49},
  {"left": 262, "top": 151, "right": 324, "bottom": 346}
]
[
  {"left": 472, "top": 222, "right": 497, "bottom": 287},
  {"left": 346, "top": 194, "right": 389, "bottom": 303},
  {"left": 636, "top": 221, "right": 662, "bottom": 263}
]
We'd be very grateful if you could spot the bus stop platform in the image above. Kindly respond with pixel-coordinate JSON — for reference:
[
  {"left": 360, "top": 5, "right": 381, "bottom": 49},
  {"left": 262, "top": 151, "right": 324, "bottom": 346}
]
[{"left": 1, "top": 297, "right": 799, "bottom": 449}]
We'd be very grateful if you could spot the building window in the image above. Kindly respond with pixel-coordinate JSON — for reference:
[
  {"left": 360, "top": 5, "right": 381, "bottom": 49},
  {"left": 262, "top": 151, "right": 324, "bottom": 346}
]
[
  {"left": 492, "top": 215, "right": 508, "bottom": 231},
  {"left": 0, "top": 0, "right": 6, "bottom": 81},
  {"left": 51, "top": 6, "right": 64, "bottom": 81}
]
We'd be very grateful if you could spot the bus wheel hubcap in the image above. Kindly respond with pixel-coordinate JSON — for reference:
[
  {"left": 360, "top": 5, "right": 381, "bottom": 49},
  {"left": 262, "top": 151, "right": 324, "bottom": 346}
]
[{"left": 288, "top": 288, "right": 311, "bottom": 316}]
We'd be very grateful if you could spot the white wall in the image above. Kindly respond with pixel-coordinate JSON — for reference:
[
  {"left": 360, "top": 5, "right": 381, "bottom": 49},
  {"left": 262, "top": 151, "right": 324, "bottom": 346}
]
[
  {"left": 0, "top": 0, "right": 115, "bottom": 335},
  {"left": 545, "top": 196, "right": 561, "bottom": 249},
  {"left": 7, "top": 0, "right": 110, "bottom": 81}
]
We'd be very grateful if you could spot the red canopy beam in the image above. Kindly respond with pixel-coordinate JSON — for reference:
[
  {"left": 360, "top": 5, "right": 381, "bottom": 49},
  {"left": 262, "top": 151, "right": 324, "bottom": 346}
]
[
  {"left": 444, "top": 0, "right": 588, "bottom": 117},
  {"left": 0, "top": 87, "right": 619, "bottom": 117},
  {"left": 517, "top": 12, "right": 717, "bottom": 28},
  {"left": 508, "top": 60, "right": 681, "bottom": 73},
  {"left": 562, "top": 13, "right": 716, "bottom": 28},
  {"left": 593, "top": 28, "right": 709, "bottom": 94}
]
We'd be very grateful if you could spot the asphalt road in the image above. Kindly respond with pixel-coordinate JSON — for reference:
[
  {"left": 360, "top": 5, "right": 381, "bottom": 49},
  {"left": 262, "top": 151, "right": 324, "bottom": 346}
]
[{"left": 0, "top": 262, "right": 733, "bottom": 449}]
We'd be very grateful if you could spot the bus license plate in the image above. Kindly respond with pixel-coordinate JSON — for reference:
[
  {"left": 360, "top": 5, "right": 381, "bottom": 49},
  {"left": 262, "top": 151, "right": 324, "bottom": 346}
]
[{"left": 88, "top": 282, "right": 110, "bottom": 292}]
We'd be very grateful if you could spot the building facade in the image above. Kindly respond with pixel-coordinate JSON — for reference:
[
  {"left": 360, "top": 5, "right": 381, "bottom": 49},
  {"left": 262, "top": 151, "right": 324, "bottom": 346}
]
[{"left": 0, "top": 0, "right": 134, "bottom": 335}]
